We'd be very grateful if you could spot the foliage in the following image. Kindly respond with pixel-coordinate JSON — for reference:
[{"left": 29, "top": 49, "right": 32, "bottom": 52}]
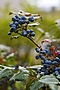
[{"left": 0, "top": 9, "right": 60, "bottom": 90}]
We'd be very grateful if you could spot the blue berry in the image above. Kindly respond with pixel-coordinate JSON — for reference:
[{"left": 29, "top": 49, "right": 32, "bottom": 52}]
[
  {"left": 44, "top": 70, "right": 49, "bottom": 75},
  {"left": 15, "top": 15, "right": 19, "bottom": 18},
  {"left": 44, "top": 49, "right": 48, "bottom": 53},
  {"left": 43, "top": 50, "right": 47, "bottom": 54},
  {"left": 44, "top": 64, "right": 50, "bottom": 68},
  {"left": 51, "top": 68, "right": 55, "bottom": 72},
  {"left": 41, "top": 60, "right": 45, "bottom": 64},
  {"left": 12, "top": 17, "right": 17, "bottom": 22},
  {"left": 28, "top": 16, "right": 34, "bottom": 22},
  {"left": 55, "top": 57, "right": 60, "bottom": 61},
  {"left": 54, "top": 71, "right": 59, "bottom": 76},
  {"left": 35, "top": 47, "right": 40, "bottom": 53},
  {"left": 21, "top": 16, "right": 26, "bottom": 20},
  {"left": 52, "top": 61, "right": 58, "bottom": 65},
  {"left": 22, "top": 30, "right": 27, "bottom": 37},
  {"left": 35, "top": 55, "right": 39, "bottom": 59},
  {"left": 41, "top": 86, "right": 46, "bottom": 90},
  {"left": 10, "top": 80, "right": 15, "bottom": 87},
  {"left": 40, "top": 55, "right": 46, "bottom": 61},
  {"left": 45, "top": 60, "right": 51, "bottom": 64},
  {"left": 55, "top": 67, "right": 60, "bottom": 71},
  {"left": 27, "top": 30, "right": 30, "bottom": 34},
  {"left": 8, "top": 32, "right": 11, "bottom": 35},
  {"left": 24, "top": 20, "right": 29, "bottom": 24},
  {"left": 30, "top": 32, "right": 35, "bottom": 36},
  {"left": 14, "top": 21, "right": 18, "bottom": 26},
  {"left": 12, "top": 24, "right": 17, "bottom": 28},
  {"left": 18, "top": 20, "right": 25, "bottom": 25},
  {"left": 19, "top": 17, "right": 21, "bottom": 20},
  {"left": 10, "top": 27, "right": 16, "bottom": 32},
  {"left": 39, "top": 54, "right": 42, "bottom": 58},
  {"left": 30, "top": 29, "right": 33, "bottom": 33},
  {"left": 40, "top": 50, "right": 46, "bottom": 54},
  {"left": 41, "top": 67, "right": 45, "bottom": 72},
  {"left": 37, "top": 69, "right": 41, "bottom": 73},
  {"left": 9, "top": 22, "right": 13, "bottom": 27}
]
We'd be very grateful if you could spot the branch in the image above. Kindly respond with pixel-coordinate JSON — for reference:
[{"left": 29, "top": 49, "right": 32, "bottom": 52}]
[{"left": 27, "top": 36, "right": 41, "bottom": 49}]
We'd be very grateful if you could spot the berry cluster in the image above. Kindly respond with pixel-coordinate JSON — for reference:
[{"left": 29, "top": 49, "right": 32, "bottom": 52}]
[
  {"left": 0, "top": 77, "right": 16, "bottom": 90},
  {"left": 0, "top": 64, "right": 19, "bottom": 90},
  {"left": 22, "top": 29, "right": 35, "bottom": 37},
  {"left": 35, "top": 40, "right": 60, "bottom": 76},
  {"left": 8, "top": 14, "right": 35, "bottom": 37},
  {"left": 8, "top": 11, "right": 41, "bottom": 40}
]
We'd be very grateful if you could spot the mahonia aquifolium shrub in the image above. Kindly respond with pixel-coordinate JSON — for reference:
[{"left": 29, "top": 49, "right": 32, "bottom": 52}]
[
  {"left": 35, "top": 39, "right": 60, "bottom": 76},
  {"left": 1, "top": 10, "right": 60, "bottom": 90}
]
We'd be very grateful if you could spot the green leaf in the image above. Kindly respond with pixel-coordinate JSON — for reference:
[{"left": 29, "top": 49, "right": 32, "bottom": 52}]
[
  {"left": 27, "top": 65, "right": 42, "bottom": 70},
  {"left": 0, "top": 69, "right": 14, "bottom": 78},
  {"left": 19, "top": 66, "right": 29, "bottom": 74},
  {"left": 39, "top": 75, "right": 59, "bottom": 85},
  {"left": 57, "top": 74, "right": 60, "bottom": 79},
  {"left": 49, "top": 84, "right": 58, "bottom": 90},
  {"left": 10, "top": 70, "right": 29, "bottom": 81},
  {"left": 30, "top": 80, "right": 43, "bottom": 90},
  {"left": 26, "top": 78, "right": 35, "bottom": 90}
]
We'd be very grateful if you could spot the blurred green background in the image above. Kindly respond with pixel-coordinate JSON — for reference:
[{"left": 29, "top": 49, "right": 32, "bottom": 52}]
[{"left": 0, "top": 0, "right": 60, "bottom": 66}]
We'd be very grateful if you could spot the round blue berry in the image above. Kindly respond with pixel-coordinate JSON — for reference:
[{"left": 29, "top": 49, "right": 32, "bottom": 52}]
[
  {"left": 41, "top": 86, "right": 46, "bottom": 90},
  {"left": 39, "top": 54, "right": 42, "bottom": 58},
  {"left": 41, "top": 60, "right": 45, "bottom": 64},
  {"left": 44, "top": 64, "right": 50, "bottom": 68},
  {"left": 14, "top": 21, "right": 18, "bottom": 26},
  {"left": 44, "top": 70, "right": 49, "bottom": 75},
  {"left": 45, "top": 60, "right": 52, "bottom": 64},
  {"left": 40, "top": 55, "right": 46, "bottom": 61},
  {"left": 54, "top": 71, "right": 59, "bottom": 76},
  {"left": 15, "top": 15, "right": 19, "bottom": 18},
  {"left": 12, "top": 24, "right": 17, "bottom": 28},
  {"left": 18, "top": 20, "right": 25, "bottom": 25},
  {"left": 30, "top": 29, "right": 33, "bottom": 33},
  {"left": 12, "top": 17, "right": 17, "bottom": 22},
  {"left": 30, "top": 32, "right": 35, "bottom": 36},
  {"left": 52, "top": 61, "right": 58, "bottom": 65},
  {"left": 44, "top": 49, "right": 48, "bottom": 53},
  {"left": 27, "top": 30, "right": 30, "bottom": 34},
  {"left": 21, "top": 16, "right": 26, "bottom": 20},
  {"left": 41, "top": 67, "right": 45, "bottom": 72},
  {"left": 35, "top": 47, "right": 40, "bottom": 53},
  {"left": 9, "top": 22, "right": 13, "bottom": 27},
  {"left": 51, "top": 68, "right": 55, "bottom": 72},
  {"left": 24, "top": 20, "right": 29, "bottom": 24},
  {"left": 40, "top": 50, "right": 46, "bottom": 54},
  {"left": 8, "top": 32, "right": 11, "bottom": 35},
  {"left": 35, "top": 55, "right": 39, "bottom": 59},
  {"left": 28, "top": 16, "right": 34, "bottom": 22},
  {"left": 55, "top": 67, "right": 60, "bottom": 71},
  {"left": 22, "top": 30, "right": 27, "bottom": 37},
  {"left": 10, "top": 27, "right": 16, "bottom": 32},
  {"left": 37, "top": 69, "right": 41, "bottom": 73}
]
